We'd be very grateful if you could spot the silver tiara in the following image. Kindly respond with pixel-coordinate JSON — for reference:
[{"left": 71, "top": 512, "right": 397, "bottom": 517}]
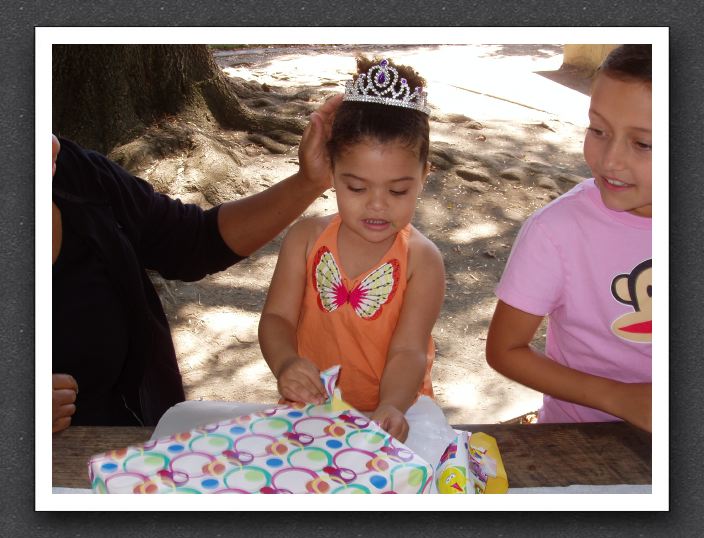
[{"left": 343, "top": 59, "right": 430, "bottom": 115}]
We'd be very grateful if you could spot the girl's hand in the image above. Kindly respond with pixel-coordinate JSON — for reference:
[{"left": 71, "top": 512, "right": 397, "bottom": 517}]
[
  {"left": 52, "top": 373, "right": 78, "bottom": 433},
  {"left": 604, "top": 382, "right": 652, "bottom": 432},
  {"left": 276, "top": 357, "right": 327, "bottom": 405},
  {"left": 371, "top": 403, "right": 409, "bottom": 442},
  {"left": 298, "top": 94, "right": 342, "bottom": 191}
]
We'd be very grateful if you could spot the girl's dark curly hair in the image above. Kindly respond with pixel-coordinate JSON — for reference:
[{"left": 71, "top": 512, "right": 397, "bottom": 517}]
[{"left": 328, "top": 56, "right": 430, "bottom": 166}]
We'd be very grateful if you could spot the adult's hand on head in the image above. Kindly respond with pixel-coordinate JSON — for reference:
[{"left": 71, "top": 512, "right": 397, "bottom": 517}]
[
  {"left": 298, "top": 94, "right": 343, "bottom": 191},
  {"left": 52, "top": 373, "right": 78, "bottom": 433}
]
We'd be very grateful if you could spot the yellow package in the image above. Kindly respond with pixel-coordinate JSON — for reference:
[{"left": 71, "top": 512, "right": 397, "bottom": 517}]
[
  {"left": 468, "top": 432, "right": 509, "bottom": 494},
  {"left": 435, "top": 431, "right": 509, "bottom": 494}
]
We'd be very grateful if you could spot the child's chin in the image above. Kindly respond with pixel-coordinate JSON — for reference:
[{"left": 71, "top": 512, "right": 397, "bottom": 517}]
[
  {"left": 597, "top": 188, "right": 628, "bottom": 212},
  {"left": 601, "top": 198, "right": 625, "bottom": 212},
  {"left": 600, "top": 195, "right": 652, "bottom": 217}
]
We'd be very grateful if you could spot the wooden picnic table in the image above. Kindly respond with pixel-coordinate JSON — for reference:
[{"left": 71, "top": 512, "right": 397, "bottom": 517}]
[{"left": 52, "top": 422, "right": 651, "bottom": 490}]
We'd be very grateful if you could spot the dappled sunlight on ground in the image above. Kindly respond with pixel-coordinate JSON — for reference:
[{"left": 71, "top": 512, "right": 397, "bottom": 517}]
[
  {"left": 200, "top": 310, "right": 259, "bottom": 342},
  {"left": 441, "top": 379, "right": 479, "bottom": 413},
  {"left": 173, "top": 310, "right": 258, "bottom": 370},
  {"left": 449, "top": 222, "right": 501, "bottom": 244}
]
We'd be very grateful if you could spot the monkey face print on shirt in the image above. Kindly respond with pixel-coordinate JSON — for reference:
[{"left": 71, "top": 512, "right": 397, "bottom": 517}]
[{"left": 610, "top": 259, "right": 652, "bottom": 343}]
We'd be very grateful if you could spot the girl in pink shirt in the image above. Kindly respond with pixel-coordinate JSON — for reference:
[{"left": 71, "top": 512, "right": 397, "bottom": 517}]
[{"left": 486, "top": 45, "right": 653, "bottom": 431}]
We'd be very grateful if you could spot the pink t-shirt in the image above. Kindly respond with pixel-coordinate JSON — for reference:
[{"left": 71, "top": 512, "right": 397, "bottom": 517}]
[{"left": 496, "top": 179, "right": 652, "bottom": 423}]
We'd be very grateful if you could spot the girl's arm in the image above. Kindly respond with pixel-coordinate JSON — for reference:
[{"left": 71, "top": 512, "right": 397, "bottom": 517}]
[
  {"left": 258, "top": 219, "right": 327, "bottom": 404},
  {"left": 372, "top": 237, "right": 446, "bottom": 441},
  {"left": 486, "top": 300, "right": 651, "bottom": 432}
]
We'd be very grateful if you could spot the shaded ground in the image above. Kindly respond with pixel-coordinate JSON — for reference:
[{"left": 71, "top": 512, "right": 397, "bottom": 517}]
[{"left": 131, "top": 44, "right": 593, "bottom": 425}]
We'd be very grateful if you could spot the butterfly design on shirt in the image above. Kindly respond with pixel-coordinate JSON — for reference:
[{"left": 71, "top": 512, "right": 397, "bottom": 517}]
[{"left": 313, "top": 246, "right": 399, "bottom": 320}]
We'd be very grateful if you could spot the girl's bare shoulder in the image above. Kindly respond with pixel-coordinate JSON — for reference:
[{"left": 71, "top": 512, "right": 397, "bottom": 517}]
[
  {"left": 407, "top": 225, "right": 444, "bottom": 272},
  {"left": 408, "top": 226, "right": 442, "bottom": 260},
  {"left": 402, "top": 226, "right": 445, "bottom": 298},
  {"left": 287, "top": 214, "right": 336, "bottom": 256},
  {"left": 287, "top": 214, "right": 331, "bottom": 236}
]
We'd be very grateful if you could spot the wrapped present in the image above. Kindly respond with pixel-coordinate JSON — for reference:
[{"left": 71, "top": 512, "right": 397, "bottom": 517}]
[
  {"left": 435, "top": 430, "right": 508, "bottom": 494},
  {"left": 88, "top": 366, "right": 433, "bottom": 494}
]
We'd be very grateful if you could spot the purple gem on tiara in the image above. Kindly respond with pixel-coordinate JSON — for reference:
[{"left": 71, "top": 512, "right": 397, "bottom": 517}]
[
  {"left": 380, "top": 59, "right": 388, "bottom": 67},
  {"left": 377, "top": 72, "right": 386, "bottom": 84},
  {"left": 401, "top": 78, "right": 407, "bottom": 85}
]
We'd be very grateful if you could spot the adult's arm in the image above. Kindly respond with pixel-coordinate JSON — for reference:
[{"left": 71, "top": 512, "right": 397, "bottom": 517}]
[
  {"left": 54, "top": 96, "right": 342, "bottom": 282},
  {"left": 217, "top": 95, "right": 342, "bottom": 257}
]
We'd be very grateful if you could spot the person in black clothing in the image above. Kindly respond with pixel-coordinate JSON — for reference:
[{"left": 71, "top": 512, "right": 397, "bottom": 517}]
[{"left": 51, "top": 95, "right": 342, "bottom": 432}]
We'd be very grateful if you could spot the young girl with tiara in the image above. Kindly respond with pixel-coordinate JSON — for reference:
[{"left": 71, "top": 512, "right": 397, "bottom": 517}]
[
  {"left": 486, "top": 45, "right": 653, "bottom": 431},
  {"left": 259, "top": 57, "right": 456, "bottom": 459}
]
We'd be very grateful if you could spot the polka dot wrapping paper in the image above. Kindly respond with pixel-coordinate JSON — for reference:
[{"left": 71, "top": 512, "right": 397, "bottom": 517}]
[{"left": 87, "top": 366, "right": 434, "bottom": 494}]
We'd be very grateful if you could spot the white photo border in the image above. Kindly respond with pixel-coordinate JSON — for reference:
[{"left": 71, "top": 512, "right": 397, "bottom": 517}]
[{"left": 36, "top": 26, "right": 668, "bottom": 511}]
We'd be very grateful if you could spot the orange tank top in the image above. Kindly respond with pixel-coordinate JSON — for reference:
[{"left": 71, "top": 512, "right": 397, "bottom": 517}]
[{"left": 296, "top": 215, "right": 434, "bottom": 412}]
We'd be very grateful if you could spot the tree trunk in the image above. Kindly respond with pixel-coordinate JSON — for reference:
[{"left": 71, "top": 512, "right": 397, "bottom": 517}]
[{"left": 52, "top": 45, "right": 305, "bottom": 155}]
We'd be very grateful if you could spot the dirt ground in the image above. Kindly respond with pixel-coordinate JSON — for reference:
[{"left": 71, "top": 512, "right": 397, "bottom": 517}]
[{"left": 141, "top": 44, "right": 593, "bottom": 425}]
